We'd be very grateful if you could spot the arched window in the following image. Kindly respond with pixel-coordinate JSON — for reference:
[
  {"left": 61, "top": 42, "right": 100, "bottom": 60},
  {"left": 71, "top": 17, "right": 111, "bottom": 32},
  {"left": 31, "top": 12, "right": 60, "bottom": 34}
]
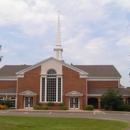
[
  {"left": 47, "top": 69, "right": 56, "bottom": 77},
  {"left": 41, "top": 69, "right": 62, "bottom": 102},
  {"left": 47, "top": 69, "right": 56, "bottom": 74}
]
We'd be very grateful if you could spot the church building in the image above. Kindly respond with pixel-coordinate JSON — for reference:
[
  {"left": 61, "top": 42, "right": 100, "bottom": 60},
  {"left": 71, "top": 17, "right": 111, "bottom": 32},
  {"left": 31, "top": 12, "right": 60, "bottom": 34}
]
[{"left": 0, "top": 14, "right": 130, "bottom": 110}]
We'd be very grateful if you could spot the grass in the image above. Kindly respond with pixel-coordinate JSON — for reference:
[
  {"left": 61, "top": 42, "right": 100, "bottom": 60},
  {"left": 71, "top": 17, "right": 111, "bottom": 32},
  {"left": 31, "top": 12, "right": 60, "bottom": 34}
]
[{"left": 0, "top": 116, "right": 129, "bottom": 130}]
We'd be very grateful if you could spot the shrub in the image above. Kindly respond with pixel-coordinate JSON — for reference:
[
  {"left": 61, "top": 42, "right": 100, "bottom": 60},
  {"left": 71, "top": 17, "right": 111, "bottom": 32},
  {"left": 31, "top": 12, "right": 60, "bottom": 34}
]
[
  {"left": 62, "top": 105, "right": 67, "bottom": 110},
  {"left": 101, "top": 88, "right": 123, "bottom": 110},
  {"left": 42, "top": 106, "right": 48, "bottom": 110},
  {"left": 4, "top": 105, "right": 8, "bottom": 109},
  {"left": 3, "top": 100, "right": 12, "bottom": 108},
  {"left": 118, "top": 104, "right": 130, "bottom": 111},
  {"left": 59, "top": 103, "right": 64, "bottom": 106},
  {"left": 34, "top": 105, "right": 40, "bottom": 110},
  {"left": 85, "top": 105, "right": 94, "bottom": 110},
  {"left": 47, "top": 102, "right": 54, "bottom": 106},
  {"left": 0, "top": 100, "right": 12, "bottom": 108},
  {"left": 0, "top": 105, "right": 5, "bottom": 109},
  {"left": 0, "top": 100, "right": 4, "bottom": 105}
]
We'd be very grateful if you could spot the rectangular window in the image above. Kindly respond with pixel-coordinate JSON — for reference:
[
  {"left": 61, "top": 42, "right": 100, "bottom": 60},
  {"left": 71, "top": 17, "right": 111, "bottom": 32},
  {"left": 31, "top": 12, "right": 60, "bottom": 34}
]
[
  {"left": 47, "top": 78, "right": 56, "bottom": 102},
  {"left": 10, "top": 98, "right": 16, "bottom": 108},
  {"left": 58, "top": 78, "right": 61, "bottom": 102},
  {"left": 41, "top": 75, "right": 62, "bottom": 103},
  {"left": 42, "top": 78, "right": 45, "bottom": 101},
  {"left": 0, "top": 97, "right": 4, "bottom": 100}
]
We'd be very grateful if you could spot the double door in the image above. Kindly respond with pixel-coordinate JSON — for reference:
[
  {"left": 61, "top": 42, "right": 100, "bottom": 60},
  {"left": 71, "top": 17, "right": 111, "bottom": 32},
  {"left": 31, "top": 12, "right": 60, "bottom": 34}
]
[
  {"left": 24, "top": 97, "right": 33, "bottom": 109},
  {"left": 69, "top": 97, "right": 79, "bottom": 110}
]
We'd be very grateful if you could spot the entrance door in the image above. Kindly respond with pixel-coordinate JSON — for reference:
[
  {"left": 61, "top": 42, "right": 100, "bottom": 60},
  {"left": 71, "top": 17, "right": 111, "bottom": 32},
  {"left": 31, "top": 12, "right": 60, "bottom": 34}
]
[
  {"left": 69, "top": 97, "right": 79, "bottom": 110},
  {"left": 24, "top": 97, "right": 33, "bottom": 109}
]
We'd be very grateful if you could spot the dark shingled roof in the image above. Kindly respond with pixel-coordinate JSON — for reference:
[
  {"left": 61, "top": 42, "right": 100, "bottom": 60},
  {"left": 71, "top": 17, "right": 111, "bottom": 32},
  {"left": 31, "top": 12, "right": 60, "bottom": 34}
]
[
  {"left": 0, "top": 86, "right": 16, "bottom": 93},
  {"left": 0, "top": 65, "right": 31, "bottom": 77},
  {"left": 88, "top": 87, "right": 130, "bottom": 95},
  {"left": 73, "top": 65, "right": 121, "bottom": 78},
  {"left": 0, "top": 64, "right": 121, "bottom": 78}
]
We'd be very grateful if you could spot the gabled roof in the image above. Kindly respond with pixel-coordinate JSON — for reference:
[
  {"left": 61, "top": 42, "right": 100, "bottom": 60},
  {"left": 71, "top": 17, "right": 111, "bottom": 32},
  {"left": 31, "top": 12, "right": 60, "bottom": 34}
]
[
  {"left": 0, "top": 65, "right": 31, "bottom": 77},
  {"left": 16, "top": 57, "right": 88, "bottom": 76},
  {"left": 19, "top": 90, "right": 37, "bottom": 96},
  {"left": 65, "top": 90, "right": 83, "bottom": 96},
  {"left": 74, "top": 65, "right": 121, "bottom": 78}
]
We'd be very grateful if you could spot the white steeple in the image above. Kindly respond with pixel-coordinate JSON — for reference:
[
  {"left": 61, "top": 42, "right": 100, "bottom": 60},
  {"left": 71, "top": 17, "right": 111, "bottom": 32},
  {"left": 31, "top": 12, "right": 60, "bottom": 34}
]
[{"left": 54, "top": 11, "right": 63, "bottom": 60}]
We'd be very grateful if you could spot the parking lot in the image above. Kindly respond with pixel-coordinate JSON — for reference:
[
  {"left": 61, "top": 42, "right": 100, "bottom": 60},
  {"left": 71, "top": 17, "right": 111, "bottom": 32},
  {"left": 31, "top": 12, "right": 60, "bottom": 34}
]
[{"left": 0, "top": 110, "right": 130, "bottom": 123}]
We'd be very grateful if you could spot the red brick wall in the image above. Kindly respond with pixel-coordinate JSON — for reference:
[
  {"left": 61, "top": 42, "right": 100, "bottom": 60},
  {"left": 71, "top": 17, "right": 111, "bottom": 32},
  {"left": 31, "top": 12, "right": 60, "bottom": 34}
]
[
  {"left": 17, "top": 66, "right": 41, "bottom": 109},
  {"left": 88, "top": 81, "right": 118, "bottom": 88},
  {"left": 0, "top": 81, "right": 16, "bottom": 90},
  {"left": 62, "top": 66, "right": 87, "bottom": 110}
]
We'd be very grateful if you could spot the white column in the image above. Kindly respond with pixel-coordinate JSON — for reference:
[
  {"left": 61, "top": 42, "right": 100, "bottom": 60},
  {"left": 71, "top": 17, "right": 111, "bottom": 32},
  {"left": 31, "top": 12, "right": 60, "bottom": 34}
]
[
  {"left": 45, "top": 77, "right": 47, "bottom": 102},
  {"left": 56, "top": 77, "right": 58, "bottom": 102}
]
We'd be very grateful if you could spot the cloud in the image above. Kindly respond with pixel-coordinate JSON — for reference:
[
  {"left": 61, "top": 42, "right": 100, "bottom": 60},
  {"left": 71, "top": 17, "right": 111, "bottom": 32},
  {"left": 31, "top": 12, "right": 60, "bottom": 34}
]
[
  {"left": 116, "top": 36, "right": 130, "bottom": 46},
  {"left": 0, "top": 0, "right": 57, "bottom": 36},
  {"left": 85, "top": 38, "right": 106, "bottom": 54},
  {"left": 115, "top": 0, "right": 130, "bottom": 10}
]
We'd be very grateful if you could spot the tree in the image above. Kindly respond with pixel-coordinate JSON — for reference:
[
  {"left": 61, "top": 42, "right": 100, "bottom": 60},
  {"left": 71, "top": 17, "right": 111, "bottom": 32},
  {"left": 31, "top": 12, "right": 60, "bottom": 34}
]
[
  {"left": 0, "top": 45, "right": 3, "bottom": 62},
  {"left": 101, "top": 88, "right": 123, "bottom": 110}
]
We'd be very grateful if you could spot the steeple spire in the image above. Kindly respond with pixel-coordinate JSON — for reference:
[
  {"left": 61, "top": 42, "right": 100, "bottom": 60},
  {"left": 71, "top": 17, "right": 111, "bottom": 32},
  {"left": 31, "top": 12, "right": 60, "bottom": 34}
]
[
  {"left": 54, "top": 11, "right": 63, "bottom": 60},
  {"left": 56, "top": 11, "right": 61, "bottom": 47}
]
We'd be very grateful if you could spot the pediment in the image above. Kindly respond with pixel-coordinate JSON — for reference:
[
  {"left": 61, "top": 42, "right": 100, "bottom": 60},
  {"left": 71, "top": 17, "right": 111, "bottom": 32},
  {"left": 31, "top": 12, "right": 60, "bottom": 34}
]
[
  {"left": 19, "top": 90, "right": 37, "bottom": 96},
  {"left": 16, "top": 57, "right": 88, "bottom": 78},
  {"left": 65, "top": 90, "right": 83, "bottom": 96}
]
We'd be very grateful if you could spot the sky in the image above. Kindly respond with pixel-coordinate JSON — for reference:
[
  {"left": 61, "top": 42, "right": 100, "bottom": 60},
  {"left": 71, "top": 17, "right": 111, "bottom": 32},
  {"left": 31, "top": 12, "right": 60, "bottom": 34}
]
[{"left": 0, "top": 0, "right": 130, "bottom": 87}]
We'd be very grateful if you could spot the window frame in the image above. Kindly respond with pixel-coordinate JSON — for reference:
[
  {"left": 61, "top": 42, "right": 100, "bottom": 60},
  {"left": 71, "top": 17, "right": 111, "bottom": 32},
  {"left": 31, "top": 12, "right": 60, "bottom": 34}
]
[
  {"left": 10, "top": 97, "right": 16, "bottom": 108},
  {"left": 40, "top": 72, "right": 62, "bottom": 103}
]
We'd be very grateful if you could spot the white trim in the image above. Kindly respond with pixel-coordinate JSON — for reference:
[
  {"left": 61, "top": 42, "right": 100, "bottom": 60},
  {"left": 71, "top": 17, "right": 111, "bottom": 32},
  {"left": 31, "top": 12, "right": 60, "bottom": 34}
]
[
  {"left": 19, "top": 90, "right": 37, "bottom": 96},
  {"left": 118, "top": 80, "right": 120, "bottom": 88},
  {"left": 79, "top": 75, "right": 88, "bottom": 78},
  {"left": 45, "top": 77, "right": 47, "bottom": 102},
  {"left": 17, "top": 75, "right": 24, "bottom": 78},
  {"left": 38, "top": 101, "right": 63, "bottom": 103},
  {"left": 88, "top": 77, "right": 121, "bottom": 79},
  {"left": 16, "top": 78, "right": 18, "bottom": 109},
  {"left": 69, "top": 97, "right": 80, "bottom": 110},
  {"left": 10, "top": 97, "right": 16, "bottom": 108},
  {"left": 87, "top": 79, "right": 120, "bottom": 81},
  {"left": 40, "top": 75, "right": 62, "bottom": 103},
  {"left": 65, "top": 90, "right": 83, "bottom": 96},
  {"left": 88, "top": 94, "right": 130, "bottom": 97},
  {"left": 86, "top": 78, "right": 88, "bottom": 106},
  {"left": 41, "top": 74, "right": 63, "bottom": 76},
  {"left": 56, "top": 77, "right": 58, "bottom": 102},
  {"left": 24, "top": 97, "right": 34, "bottom": 109},
  {"left": 16, "top": 57, "right": 88, "bottom": 76},
  {"left": 61, "top": 76, "right": 63, "bottom": 102},
  {"left": 40, "top": 77, "right": 42, "bottom": 102},
  {"left": 57, "top": 76, "right": 62, "bottom": 102}
]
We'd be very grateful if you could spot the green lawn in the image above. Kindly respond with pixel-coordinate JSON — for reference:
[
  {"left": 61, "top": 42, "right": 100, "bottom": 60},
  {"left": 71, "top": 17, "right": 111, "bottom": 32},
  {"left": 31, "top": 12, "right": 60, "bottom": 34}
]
[{"left": 0, "top": 116, "right": 129, "bottom": 130}]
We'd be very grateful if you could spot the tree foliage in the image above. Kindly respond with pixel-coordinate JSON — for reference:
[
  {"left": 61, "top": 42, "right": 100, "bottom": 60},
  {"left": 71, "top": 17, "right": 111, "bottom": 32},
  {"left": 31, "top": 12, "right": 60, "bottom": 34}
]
[
  {"left": 0, "top": 45, "right": 3, "bottom": 62},
  {"left": 101, "top": 88, "right": 123, "bottom": 110}
]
